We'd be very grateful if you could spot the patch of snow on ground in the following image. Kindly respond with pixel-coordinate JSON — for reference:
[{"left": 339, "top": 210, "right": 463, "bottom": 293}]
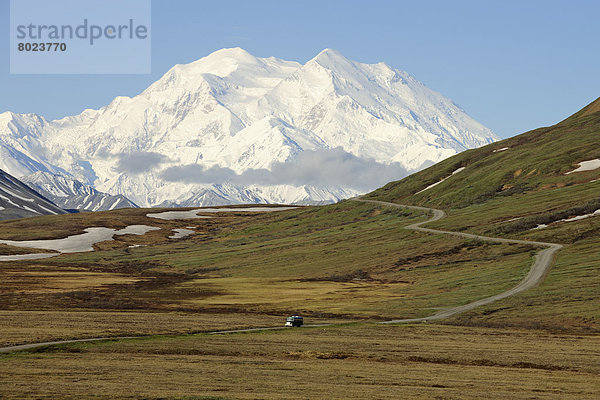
[
  {"left": 505, "top": 217, "right": 522, "bottom": 223},
  {"left": 565, "top": 159, "right": 600, "bottom": 174},
  {"left": 169, "top": 229, "right": 195, "bottom": 239},
  {"left": 416, "top": 167, "right": 465, "bottom": 194},
  {"left": 563, "top": 209, "right": 600, "bottom": 222},
  {"left": 0, "top": 253, "right": 59, "bottom": 262},
  {"left": 0, "top": 225, "right": 160, "bottom": 256},
  {"left": 493, "top": 147, "right": 510, "bottom": 153},
  {"left": 0, "top": 206, "right": 4, "bottom": 211},
  {"left": 189, "top": 207, "right": 298, "bottom": 213},
  {"left": 116, "top": 225, "right": 160, "bottom": 236},
  {"left": 531, "top": 209, "right": 600, "bottom": 230},
  {"left": 147, "top": 210, "right": 214, "bottom": 220},
  {"left": 148, "top": 206, "right": 297, "bottom": 220}
]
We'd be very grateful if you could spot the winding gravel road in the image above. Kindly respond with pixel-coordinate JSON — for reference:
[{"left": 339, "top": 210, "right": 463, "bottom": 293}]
[
  {"left": 0, "top": 199, "right": 563, "bottom": 353},
  {"left": 355, "top": 199, "right": 563, "bottom": 323}
]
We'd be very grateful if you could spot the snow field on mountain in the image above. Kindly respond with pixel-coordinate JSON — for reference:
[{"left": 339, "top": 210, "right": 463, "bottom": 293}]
[{"left": 0, "top": 48, "right": 498, "bottom": 207}]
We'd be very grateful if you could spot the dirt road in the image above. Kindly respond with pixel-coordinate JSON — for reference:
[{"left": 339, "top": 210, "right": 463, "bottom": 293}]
[{"left": 356, "top": 199, "right": 563, "bottom": 323}]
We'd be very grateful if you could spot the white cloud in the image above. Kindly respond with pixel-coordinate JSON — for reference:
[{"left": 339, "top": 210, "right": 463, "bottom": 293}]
[
  {"left": 160, "top": 147, "right": 407, "bottom": 191},
  {"left": 115, "top": 151, "right": 170, "bottom": 175}
]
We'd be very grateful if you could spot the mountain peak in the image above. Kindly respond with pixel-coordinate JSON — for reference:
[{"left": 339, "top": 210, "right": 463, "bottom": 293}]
[
  {"left": 316, "top": 48, "right": 345, "bottom": 58},
  {"left": 0, "top": 111, "right": 14, "bottom": 125},
  {"left": 0, "top": 48, "right": 498, "bottom": 207},
  {"left": 311, "top": 48, "right": 350, "bottom": 67},
  {"left": 208, "top": 47, "right": 255, "bottom": 61},
  {"left": 171, "top": 47, "right": 261, "bottom": 79}
]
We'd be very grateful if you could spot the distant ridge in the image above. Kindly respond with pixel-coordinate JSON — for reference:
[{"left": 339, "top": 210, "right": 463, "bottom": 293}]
[
  {"left": 21, "top": 172, "right": 138, "bottom": 212},
  {"left": 0, "top": 169, "right": 66, "bottom": 221}
]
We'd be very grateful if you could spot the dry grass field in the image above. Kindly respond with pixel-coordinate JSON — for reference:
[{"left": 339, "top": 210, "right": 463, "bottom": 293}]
[
  {"left": 0, "top": 310, "right": 286, "bottom": 347},
  {"left": 0, "top": 324, "right": 598, "bottom": 399},
  {"left": 0, "top": 202, "right": 597, "bottom": 399}
]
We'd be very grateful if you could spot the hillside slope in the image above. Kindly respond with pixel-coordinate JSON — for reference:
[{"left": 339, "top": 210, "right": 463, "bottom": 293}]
[{"left": 368, "top": 98, "right": 599, "bottom": 211}]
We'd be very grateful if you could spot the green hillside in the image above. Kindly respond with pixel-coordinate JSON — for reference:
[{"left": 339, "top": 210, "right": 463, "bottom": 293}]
[
  {"left": 366, "top": 97, "right": 600, "bottom": 330},
  {"left": 369, "top": 97, "right": 600, "bottom": 213}
]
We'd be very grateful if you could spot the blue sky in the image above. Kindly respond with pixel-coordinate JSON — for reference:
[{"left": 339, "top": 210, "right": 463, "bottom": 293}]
[{"left": 1, "top": 0, "right": 599, "bottom": 139}]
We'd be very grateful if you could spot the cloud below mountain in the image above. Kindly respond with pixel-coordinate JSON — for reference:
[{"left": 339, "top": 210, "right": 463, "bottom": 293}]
[
  {"left": 160, "top": 148, "right": 407, "bottom": 191},
  {"left": 115, "top": 151, "right": 170, "bottom": 175}
]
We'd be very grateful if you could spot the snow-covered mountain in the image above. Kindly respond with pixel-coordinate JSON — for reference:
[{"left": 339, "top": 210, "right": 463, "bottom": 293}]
[
  {"left": 21, "top": 172, "right": 138, "bottom": 211},
  {"left": 0, "top": 48, "right": 498, "bottom": 207},
  {"left": 0, "top": 169, "right": 66, "bottom": 220}
]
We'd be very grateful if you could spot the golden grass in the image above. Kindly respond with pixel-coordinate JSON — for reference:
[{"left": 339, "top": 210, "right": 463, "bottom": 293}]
[
  {"left": 0, "top": 310, "right": 286, "bottom": 347},
  {"left": 1, "top": 269, "right": 143, "bottom": 295},
  {"left": 1, "top": 323, "right": 598, "bottom": 399},
  {"left": 176, "top": 277, "right": 410, "bottom": 316}
]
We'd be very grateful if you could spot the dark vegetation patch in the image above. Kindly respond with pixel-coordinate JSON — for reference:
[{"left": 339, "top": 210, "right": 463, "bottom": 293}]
[
  {"left": 285, "top": 351, "right": 355, "bottom": 360},
  {"left": 299, "top": 269, "right": 372, "bottom": 282},
  {"left": 88, "top": 260, "right": 164, "bottom": 275},
  {"left": 407, "top": 355, "right": 575, "bottom": 371},
  {"left": 392, "top": 241, "right": 534, "bottom": 272},
  {"left": 394, "top": 240, "right": 487, "bottom": 266},
  {"left": 54, "top": 290, "right": 153, "bottom": 310},
  {"left": 50, "top": 272, "right": 222, "bottom": 310},
  {"left": 185, "top": 266, "right": 223, "bottom": 275},
  {"left": 48, "top": 281, "right": 222, "bottom": 311},
  {"left": 0, "top": 262, "right": 223, "bottom": 311},
  {"left": 469, "top": 183, "right": 537, "bottom": 207},
  {"left": 494, "top": 197, "right": 600, "bottom": 235}
]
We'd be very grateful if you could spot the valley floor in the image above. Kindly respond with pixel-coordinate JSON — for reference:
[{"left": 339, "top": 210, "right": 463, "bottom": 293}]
[
  {"left": 0, "top": 323, "right": 598, "bottom": 399},
  {"left": 0, "top": 196, "right": 598, "bottom": 398}
]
